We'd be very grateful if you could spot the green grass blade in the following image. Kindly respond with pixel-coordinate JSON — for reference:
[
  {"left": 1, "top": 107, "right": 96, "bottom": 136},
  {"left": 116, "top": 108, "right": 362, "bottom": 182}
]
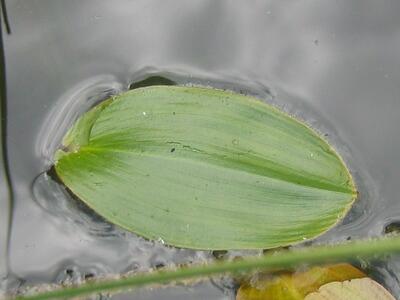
[
  {"left": 54, "top": 86, "right": 357, "bottom": 250},
  {"left": 15, "top": 237, "right": 400, "bottom": 300}
]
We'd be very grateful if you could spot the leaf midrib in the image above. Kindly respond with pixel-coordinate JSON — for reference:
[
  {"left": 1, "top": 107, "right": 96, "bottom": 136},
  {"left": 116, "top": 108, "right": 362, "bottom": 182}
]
[{"left": 75, "top": 145, "right": 355, "bottom": 196}]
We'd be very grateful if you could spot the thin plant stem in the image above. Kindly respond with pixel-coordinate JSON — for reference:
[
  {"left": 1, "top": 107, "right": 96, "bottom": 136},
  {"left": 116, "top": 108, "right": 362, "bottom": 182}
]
[{"left": 15, "top": 236, "right": 400, "bottom": 300}]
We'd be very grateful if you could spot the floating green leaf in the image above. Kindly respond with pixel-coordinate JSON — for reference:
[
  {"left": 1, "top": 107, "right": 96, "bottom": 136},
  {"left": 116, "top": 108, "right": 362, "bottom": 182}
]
[
  {"left": 54, "top": 86, "right": 356, "bottom": 249},
  {"left": 305, "top": 278, "right": 395, "bottom": 300}
]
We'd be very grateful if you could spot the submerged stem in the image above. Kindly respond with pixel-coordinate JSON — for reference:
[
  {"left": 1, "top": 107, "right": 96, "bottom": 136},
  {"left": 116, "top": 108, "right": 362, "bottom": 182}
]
[{"left": 15, "top": 236, "right": 400, "bottom": 300}]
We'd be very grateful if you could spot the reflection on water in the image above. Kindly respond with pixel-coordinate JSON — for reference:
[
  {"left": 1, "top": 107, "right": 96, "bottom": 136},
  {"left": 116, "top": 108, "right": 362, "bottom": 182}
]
[
  {"left": 2, "top": 0, "right": 400, "bottom": 298},
  {"left": 35, "top": 75, "right": 124, "bottom": 168}
]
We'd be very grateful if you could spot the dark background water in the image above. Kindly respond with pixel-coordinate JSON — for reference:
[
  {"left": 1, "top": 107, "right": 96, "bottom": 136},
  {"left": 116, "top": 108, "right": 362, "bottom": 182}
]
[{"left": 1, "top": 0, "right": 400, "bottom": 299}]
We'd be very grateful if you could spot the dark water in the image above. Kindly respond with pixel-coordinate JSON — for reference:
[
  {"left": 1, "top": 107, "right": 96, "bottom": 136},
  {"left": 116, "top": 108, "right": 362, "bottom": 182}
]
[{"left": 2, "top": 1, "right": 400, "bottom": 299}]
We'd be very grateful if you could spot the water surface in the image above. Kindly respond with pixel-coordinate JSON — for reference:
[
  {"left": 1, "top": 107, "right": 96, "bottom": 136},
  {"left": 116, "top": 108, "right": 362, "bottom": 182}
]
[{"left": 2, "top": 0, "right": 400, "bottom": 298}]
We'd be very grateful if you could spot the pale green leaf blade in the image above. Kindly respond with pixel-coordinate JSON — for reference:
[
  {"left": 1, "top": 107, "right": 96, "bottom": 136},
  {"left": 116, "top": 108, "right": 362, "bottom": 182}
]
[
  {"left": 236, "top": 263, "right": 366, "bottom": 300},
  {"left": 305, "top": 278, "right": 395, "bottom": 300},
  {"left": 54, "top": 86, "right": 356, "bottom": 249}
]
